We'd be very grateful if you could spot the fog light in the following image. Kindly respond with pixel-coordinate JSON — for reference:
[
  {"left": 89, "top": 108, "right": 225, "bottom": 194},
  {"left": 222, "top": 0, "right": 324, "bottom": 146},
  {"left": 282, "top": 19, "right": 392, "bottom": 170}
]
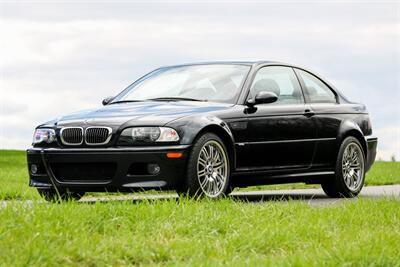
[
  {"left": 31, "top": 164, "right": 38, "bottom": 174},
  {"left": 147, "top": 163, "right": 160, "bottom": 175}
]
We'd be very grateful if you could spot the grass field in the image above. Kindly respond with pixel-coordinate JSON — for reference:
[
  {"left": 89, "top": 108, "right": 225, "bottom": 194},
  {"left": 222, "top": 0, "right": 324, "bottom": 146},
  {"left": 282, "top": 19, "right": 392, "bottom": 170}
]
[
  {"left": 1, "top": 198, "right": 399, "bottom": 266},
  {"left": 1, "top": 150, "right": 400, "bottom": 266},
  {"left": 1, "top": 150, "right": 399, "bottom": 200}
]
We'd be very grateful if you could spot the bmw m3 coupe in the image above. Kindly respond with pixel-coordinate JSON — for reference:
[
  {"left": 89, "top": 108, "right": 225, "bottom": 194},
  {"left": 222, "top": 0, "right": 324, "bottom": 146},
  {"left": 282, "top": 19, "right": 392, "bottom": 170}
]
[{"left": 27, "top": 61, "right": 377, "bottom": 200}]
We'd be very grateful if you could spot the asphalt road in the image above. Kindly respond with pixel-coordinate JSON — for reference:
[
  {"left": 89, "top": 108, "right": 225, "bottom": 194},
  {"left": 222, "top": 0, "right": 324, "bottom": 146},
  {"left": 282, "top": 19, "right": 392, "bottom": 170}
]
[
  {"left": 81, "top": 185, "right": 400, "bottom": 206},
  {"left": 2, "top": 185, "right": 399, "bottom": 208},
  {"left": 230, "top": 184, "right": 400, "bottom": 206}
]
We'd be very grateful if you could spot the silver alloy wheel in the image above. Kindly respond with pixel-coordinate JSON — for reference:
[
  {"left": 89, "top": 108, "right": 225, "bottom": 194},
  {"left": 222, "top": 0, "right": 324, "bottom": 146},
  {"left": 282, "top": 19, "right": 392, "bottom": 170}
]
[
  {"left": 341, "top": 142, "right": 365, "bottom": 191},
  {"left": 197, "top": 140, "right": 228, "bottom": 197}
]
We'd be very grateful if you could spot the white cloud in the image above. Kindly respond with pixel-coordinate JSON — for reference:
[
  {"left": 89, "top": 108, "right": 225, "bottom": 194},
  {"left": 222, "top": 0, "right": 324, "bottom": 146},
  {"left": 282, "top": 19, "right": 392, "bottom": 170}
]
[
  {"left": 374, "top": 127, "right": 400, "bottom": 161},
  {"left": 0, "top": 2, "right": 399, "bottom": 160}
]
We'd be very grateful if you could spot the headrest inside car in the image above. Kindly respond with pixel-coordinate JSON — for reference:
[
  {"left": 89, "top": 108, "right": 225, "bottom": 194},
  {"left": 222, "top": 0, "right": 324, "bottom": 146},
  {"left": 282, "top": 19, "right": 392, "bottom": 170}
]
[{"left": 252, "top": 79, "right": 281, "bottom": 96}]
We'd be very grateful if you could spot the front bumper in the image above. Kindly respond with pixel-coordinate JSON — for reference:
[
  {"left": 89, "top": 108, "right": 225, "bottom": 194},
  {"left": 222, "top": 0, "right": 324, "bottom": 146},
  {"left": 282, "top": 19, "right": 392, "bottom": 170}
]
[
  {"left": 365, "top": 136, "right": 378, "bottom": 172},
  {"left": 27, "top": 145, "right": 190, "bottom": 192}
]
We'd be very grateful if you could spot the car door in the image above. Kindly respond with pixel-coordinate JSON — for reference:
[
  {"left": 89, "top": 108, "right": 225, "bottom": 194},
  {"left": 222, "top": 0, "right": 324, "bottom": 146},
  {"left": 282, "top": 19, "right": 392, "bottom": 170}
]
[
  {"left": 239, "top": 66, "right": 317, "bottom": 171},
  {"left": 294, "top": 68, "right": 341, "bottom": 168}
]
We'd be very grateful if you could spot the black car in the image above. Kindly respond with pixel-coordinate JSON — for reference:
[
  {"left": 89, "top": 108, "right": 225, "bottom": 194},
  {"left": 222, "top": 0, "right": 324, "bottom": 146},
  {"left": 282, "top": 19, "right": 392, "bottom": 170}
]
[{"left": 27, "top": 61, "right": 377, "bottom": 200}]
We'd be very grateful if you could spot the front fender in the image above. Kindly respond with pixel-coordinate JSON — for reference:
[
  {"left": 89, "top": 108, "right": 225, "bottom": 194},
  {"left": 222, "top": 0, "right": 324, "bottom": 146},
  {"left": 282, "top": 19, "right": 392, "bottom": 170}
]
[
  {"left": 167, "top": 115, "right": 236, "bottom": 168},
  {"left": 170, "top": 115, "right": 233, "bottom": 144}
]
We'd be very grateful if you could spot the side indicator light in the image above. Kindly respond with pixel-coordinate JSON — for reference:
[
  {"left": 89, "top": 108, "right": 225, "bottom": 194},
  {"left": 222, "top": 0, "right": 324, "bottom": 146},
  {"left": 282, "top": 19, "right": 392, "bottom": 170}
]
[{"left": 167, "top": 152, "right": 183, "bottom": 159}]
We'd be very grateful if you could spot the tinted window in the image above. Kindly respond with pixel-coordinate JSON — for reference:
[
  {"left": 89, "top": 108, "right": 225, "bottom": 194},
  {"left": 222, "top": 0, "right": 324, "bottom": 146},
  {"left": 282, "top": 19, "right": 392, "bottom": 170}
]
[
  {"left": 296, "top": 69, "right": 337, "bottom": 103},
  {"left": 249, "top": 66, "right": 303, "bottom": 105}
]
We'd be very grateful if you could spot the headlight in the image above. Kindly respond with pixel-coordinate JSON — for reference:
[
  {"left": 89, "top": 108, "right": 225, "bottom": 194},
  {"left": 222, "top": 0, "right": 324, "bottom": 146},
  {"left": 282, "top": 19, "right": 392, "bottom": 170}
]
[
  {"left": 120, "top": 127, "right": 179, "bottom": 143},
  {"left": 32, "top": 128, "right": 56, "bottom": 144}
]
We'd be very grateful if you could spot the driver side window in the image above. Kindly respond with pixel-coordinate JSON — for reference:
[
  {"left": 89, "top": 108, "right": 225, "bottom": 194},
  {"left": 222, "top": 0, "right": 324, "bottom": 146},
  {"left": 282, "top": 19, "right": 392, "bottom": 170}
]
[{"left": 249, "top": 66, "right": 304, "bottom": 105}]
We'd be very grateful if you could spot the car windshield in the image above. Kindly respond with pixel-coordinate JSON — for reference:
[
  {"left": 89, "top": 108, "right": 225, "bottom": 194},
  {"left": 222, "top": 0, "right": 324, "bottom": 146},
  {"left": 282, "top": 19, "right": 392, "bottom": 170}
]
[{"left": 112, "top": 64, "right": 251, "bottom": 104}]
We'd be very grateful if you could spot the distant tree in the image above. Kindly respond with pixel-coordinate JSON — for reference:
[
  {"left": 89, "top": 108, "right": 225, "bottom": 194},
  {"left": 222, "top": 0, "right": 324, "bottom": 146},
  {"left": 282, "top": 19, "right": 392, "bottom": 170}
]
[{"left": 391, "top": 154, "right": 396, "bottom": 162}]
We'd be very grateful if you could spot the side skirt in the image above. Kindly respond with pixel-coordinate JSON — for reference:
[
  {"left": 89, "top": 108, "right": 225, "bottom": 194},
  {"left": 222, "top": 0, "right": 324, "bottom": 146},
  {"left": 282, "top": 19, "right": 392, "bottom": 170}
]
[{"left": 230, "top": 170, "right": 335, "bottom": 187}]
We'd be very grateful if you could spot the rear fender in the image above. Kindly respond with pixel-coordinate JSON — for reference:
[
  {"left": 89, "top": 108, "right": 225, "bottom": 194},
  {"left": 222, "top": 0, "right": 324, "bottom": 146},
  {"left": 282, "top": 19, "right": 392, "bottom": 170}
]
[{"left": 337, "top": 120, "right": 368, "bottom": 157}]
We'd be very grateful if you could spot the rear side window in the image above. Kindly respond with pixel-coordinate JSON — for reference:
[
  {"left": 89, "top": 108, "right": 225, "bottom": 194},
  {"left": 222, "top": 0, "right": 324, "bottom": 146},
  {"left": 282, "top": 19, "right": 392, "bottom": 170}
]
[{"left": 296, "top": 69, "right": 337, "bottom": 104}]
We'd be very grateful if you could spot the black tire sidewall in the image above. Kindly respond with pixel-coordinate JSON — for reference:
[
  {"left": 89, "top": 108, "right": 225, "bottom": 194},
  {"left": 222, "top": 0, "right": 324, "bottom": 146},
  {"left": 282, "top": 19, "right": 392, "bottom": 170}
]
[{"left": 335, "top": 136, "right": 366, "bottom": 196}]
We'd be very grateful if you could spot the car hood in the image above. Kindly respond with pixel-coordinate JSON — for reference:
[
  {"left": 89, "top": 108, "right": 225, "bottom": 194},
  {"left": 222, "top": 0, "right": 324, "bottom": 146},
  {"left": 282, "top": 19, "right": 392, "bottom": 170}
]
[{"left": 53, "top": 101, "right": 232, "bottom": 128}]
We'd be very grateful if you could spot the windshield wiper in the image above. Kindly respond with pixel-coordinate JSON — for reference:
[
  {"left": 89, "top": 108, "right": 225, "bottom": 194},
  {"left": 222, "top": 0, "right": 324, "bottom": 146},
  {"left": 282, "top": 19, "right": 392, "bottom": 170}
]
[
  {"left": 109, "top": 100, "right": 144, "bottom": 105},
  {"left": 146, "top": 97, "right": 206, "bottom": 102}
]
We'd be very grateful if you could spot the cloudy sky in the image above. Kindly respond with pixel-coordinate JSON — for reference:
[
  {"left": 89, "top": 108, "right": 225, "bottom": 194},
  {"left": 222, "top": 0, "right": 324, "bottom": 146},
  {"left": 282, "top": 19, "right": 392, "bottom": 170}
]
[{"left": 0, "top": 1, "right": 399, "bottom": 160}]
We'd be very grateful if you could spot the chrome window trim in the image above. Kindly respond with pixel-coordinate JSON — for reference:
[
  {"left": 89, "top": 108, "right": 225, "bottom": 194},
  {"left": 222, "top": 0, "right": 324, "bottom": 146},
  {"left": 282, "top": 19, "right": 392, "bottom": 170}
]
[
  {"left": 60, "top": 127, "right": 84, "bottom": 146},
  {"left": 84, "top": 126, "right": 113, "bottom": 146}
]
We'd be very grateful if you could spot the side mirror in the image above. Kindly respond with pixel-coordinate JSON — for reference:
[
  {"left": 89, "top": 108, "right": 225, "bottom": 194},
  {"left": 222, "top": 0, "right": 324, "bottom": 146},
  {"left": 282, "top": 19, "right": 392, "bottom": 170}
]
[
  {"left": 246, "top": 91, "right": 278, "bottom": 107},
  {"left": 102, "top": 96, "right": 114, "bottom": 106}
]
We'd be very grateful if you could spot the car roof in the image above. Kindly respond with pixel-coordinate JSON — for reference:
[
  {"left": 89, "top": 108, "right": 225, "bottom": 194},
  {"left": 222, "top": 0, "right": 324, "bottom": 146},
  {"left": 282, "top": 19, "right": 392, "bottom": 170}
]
[{"left": 161, "top": 61, "right": 287, "bottom": 68}]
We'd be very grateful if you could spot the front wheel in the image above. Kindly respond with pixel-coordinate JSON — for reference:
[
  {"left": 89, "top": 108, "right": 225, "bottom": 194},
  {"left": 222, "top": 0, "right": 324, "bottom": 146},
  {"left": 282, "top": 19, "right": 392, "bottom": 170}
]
[
  {"left": 322, "top": 136, "right": 366, "bottom": 198},
  {"left": 178, "top": 133, "right": 231, "bottom": 198}
]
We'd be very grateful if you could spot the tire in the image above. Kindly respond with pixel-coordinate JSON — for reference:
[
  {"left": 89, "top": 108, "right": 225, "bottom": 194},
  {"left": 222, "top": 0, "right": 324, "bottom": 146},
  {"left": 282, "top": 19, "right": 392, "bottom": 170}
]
[
  {"left": 322, "top": 136, "right": 366, "bottom": 198},
  {"left": 178, "top": 132, "right": 231, "bottom": 199},
  {"left": 37, "top": 188, "right": 85, "bottom": 202}
]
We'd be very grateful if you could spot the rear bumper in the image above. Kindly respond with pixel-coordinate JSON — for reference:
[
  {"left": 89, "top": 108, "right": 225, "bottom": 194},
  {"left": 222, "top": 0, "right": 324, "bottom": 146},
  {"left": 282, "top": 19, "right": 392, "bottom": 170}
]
[
  {"left": 27, "top": 145, "right": 190, "bottom": 192},
  {"left": 365, "top": 136, "right": 377, "bottom": 172}
]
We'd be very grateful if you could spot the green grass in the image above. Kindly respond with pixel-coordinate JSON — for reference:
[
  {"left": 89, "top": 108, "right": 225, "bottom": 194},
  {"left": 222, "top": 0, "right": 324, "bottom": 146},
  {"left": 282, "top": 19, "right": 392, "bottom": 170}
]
[
  {"left": 0, "top": 198, "right": 399, "bottom": 266},
  {"left": 365, "top": 161, "right": 400, "bottom": 185},
  {"left": 1, "top": 150, "right": 400, "bottom": 266},
  {"left": 0, "top": 150, "right": 37, "bottom": 200},
  {"left": 0, "top": 150, "right": 399, "bottom": 200}
]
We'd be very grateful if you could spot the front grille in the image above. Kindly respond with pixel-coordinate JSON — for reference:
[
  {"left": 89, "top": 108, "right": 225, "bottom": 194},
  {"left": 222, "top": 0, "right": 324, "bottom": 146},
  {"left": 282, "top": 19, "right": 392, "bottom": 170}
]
[
  {"left": 59, "top": 126, "right": 112, "bottom": 146},
  {"left": 60, "top": 127, "right": 83, "bottom": 145},
  {"left": 85, "top": 127, "right": 112, "bottom": 145},
  {"left": 51, "top": 162, "right": 116, "bottom": 181}
]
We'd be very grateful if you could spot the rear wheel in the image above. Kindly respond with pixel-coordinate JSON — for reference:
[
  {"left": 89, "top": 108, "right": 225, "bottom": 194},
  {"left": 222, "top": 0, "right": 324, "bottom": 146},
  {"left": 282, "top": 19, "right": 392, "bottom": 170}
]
[
  {"left": 178, "top": 132, "right": 231, "bottom": 198},
  {"left": 37, "top": 188, "right": 85, "bottom": 202},
  {"left": 322, "top": 136, "right": 365, "bottom": 198}
]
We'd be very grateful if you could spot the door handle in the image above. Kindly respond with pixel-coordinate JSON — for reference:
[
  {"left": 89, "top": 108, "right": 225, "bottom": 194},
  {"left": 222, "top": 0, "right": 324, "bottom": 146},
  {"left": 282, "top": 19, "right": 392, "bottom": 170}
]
[{"left": 303, "top": 109, "right": 315, "bottom": 117}]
